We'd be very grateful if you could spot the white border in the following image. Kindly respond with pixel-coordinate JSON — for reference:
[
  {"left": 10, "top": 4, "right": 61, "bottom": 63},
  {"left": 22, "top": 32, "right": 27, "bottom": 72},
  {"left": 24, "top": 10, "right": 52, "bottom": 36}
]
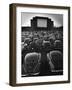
[{"left": 16, "top": 7, "right": 68, "bottom": 83}]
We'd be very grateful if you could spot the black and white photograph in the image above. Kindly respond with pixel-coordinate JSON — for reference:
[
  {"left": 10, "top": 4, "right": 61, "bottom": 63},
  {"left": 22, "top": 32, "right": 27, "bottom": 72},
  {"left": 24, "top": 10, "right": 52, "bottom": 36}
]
[
  {"left": 21, "top": 13, "right": 63, "bottom": 77},
  {"left": 9, "top": 3, "right": 70, "bottom": 86}
]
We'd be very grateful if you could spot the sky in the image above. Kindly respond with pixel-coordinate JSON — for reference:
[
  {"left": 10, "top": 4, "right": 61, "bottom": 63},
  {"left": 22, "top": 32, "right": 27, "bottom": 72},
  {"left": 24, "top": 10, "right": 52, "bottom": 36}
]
[{"left": 21, "top": 12, "right": 63, "bottom": 27}]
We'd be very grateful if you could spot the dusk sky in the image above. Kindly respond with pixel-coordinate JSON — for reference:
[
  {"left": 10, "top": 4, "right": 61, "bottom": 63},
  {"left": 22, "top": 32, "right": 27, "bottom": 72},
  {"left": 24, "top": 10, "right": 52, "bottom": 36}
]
[{"left": 21, "top": 12, "right": 63, "bottom": 27}]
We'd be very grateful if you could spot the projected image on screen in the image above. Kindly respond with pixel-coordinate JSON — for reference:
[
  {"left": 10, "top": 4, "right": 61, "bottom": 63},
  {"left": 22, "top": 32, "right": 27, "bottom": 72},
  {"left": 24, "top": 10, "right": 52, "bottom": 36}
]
[{"left": 37, "top": 19, "right": 47, "bottom": 27}]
